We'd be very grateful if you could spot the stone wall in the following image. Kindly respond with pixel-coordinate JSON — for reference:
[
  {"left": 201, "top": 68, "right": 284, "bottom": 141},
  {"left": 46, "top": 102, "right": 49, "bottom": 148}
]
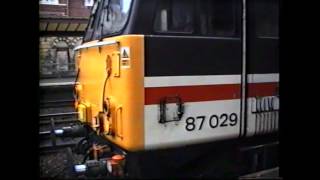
[{"left": 39, "top": 36, "right": 83, "bottom": 78}]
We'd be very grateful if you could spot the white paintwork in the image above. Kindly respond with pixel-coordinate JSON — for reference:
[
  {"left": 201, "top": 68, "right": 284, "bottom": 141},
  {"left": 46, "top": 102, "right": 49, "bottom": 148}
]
[
  {"left": 145, "top": 75, "right": 241, "bottom": 88},
  {"left": 247, "top": 73, "right": 279, "bottom": 83},
  {"left": 144, "top": 100, "right": 241, "bottom": 150},
  {"left": 144, "top": 74, "right": 278, "bottom": 88}
]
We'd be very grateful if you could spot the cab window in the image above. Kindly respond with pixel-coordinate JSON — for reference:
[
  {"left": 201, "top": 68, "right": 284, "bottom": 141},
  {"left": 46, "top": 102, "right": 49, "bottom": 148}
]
[
  {"left": 198, "top": 0, "right": 239, "bottom": 37},
  {"left": 84, "top": 0, "right": 133, "bottom": 42},
  {"left": 154, "top": 0, "right": 194, "bottom": 33}
]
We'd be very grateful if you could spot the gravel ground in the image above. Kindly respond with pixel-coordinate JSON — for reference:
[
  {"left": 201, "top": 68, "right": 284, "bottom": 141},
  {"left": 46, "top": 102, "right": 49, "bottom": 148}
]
[{"left": 40, "top": 148, "right": 84, "bottom": 179}]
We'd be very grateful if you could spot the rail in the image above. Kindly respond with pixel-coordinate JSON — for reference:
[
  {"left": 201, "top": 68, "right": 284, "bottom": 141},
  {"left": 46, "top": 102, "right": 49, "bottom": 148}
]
[
  {"left": 40, "top": 112, "right": 78, "bottom": 118},
  {"left": 40, "top": 99, "right": 74, "bottom": 108},
  {"left": 39, "top": 117, "right": 82, "bottom": 150}
]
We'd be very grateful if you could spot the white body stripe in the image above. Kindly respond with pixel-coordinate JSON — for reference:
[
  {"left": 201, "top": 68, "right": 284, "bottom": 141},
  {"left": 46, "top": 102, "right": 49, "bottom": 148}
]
[
  {"left": 247, "top": 73, "right": 279, "bottom": 83},
  {"left": 145, "top": 75, "right": 241, "bottom": 88},
  {"left": 144, "top": 73, "right": 279, "bottom": 88},
  {"left": 144, "top": 100, "right": 240, "bottom": 150}
]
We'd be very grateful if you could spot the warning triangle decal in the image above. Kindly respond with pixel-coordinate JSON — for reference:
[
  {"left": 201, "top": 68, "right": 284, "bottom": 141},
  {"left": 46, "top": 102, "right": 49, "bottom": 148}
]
[{"left": 122, "top": 49, "right": 129, "bottom": 58}]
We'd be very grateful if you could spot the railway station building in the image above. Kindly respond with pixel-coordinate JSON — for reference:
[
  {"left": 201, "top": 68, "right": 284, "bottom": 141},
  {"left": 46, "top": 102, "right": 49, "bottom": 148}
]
[{"left": 39, "top": 0, "right": 91, "bottom": 79}]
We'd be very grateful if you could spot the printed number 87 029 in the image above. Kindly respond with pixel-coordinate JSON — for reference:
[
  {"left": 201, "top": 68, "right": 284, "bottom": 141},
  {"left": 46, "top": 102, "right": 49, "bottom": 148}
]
[{"left": 185, "top": 113, "right": 238, "bottom": 131}]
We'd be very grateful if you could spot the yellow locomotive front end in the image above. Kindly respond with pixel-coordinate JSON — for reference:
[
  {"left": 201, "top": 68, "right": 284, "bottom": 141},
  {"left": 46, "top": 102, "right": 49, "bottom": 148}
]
[{"left": 74, "top": 35, "right": 145, "bottom": 151}]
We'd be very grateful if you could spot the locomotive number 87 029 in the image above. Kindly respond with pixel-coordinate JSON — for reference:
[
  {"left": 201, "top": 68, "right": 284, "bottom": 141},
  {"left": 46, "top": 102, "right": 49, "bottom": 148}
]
[{"left": 185, "top": 113, "right": 238, "bottom": 132}]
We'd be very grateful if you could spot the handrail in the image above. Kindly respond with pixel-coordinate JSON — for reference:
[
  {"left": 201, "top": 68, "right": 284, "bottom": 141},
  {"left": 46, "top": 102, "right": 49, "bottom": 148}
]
[{"left": 73, "top": 40, "right": 118, "bottom": 51}]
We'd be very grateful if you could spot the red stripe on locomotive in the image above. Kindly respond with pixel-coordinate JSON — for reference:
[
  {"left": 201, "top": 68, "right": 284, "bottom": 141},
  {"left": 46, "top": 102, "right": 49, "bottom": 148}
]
[{"left": 145, "top": 82, "right": 278, "bottom": 105}]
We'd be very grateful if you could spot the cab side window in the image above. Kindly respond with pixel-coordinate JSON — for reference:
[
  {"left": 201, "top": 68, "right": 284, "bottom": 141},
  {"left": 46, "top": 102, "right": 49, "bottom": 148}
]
[
  {"left": 254, "top": 0, "right": 279, "bottom": 38},
  {"left": 154, "top": 0, "right": 194, "bottom": 33},
  {"left": 198, "top": 0, "right": 239, "bottom": 37},
  {"left": 208, "top": 0, "right": 238, "bottom": 37}
]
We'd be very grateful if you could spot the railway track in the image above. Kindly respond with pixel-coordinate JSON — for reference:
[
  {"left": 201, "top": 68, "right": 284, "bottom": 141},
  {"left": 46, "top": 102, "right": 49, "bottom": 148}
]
[
  {"left": 39, "top": 90, "right": 84, "bottom": 151},
  {"left": 39, "top": 111, "right": 83, "bottom": 150},
  {"left": 40, "top": 99, "right": 74, "bottom": 109},
  {"left": 39, "top": 79, "right": 86, "bottom": 178},
  {"left": 39, "top": 100, "right": 75, "bottom": 115},
  {"left": 39, "top": 81, "right": 74, "bottom": 114}
]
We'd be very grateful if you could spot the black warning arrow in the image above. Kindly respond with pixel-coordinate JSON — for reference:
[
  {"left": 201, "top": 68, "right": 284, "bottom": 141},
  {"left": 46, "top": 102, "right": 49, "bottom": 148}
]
[{"left": 122, "top": 49, "right": 129, "bottom": 58}]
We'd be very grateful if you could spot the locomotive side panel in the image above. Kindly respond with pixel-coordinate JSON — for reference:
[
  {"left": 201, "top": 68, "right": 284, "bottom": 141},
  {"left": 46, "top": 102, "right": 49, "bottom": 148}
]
[{"left": 144, "top": 35, "right": 243, "bottom": 149}]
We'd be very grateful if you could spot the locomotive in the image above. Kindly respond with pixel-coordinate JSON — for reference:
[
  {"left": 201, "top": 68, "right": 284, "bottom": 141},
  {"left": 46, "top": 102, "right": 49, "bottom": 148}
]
[{"left": 56, "top": 0, "right": 279, "bottom": 178}]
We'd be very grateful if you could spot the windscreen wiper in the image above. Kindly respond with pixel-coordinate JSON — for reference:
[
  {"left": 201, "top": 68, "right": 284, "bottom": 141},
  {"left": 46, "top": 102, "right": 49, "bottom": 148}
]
[
  {"left": 100, "top": 0, "right": 109, "bottom": 41},
  {"left": 89, "top": 0, "right": 103, "bottom": 41}
]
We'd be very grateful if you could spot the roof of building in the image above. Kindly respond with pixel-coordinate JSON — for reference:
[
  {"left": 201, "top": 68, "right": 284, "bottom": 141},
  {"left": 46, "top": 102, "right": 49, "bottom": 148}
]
[{"left": 40, "top": 17, "right": 89, "bottom": 36}]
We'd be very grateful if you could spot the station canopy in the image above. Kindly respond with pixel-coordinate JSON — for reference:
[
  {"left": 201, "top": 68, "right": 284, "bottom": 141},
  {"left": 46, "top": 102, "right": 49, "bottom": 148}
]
[{"left": 40, "top": 17, "right": 89, "bottom": 36}]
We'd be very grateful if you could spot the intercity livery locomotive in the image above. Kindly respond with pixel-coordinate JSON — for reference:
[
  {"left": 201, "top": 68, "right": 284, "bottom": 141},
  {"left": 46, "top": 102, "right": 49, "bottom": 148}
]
[{"left": 59, "top": 0, "right": 279, "bottom": 178}]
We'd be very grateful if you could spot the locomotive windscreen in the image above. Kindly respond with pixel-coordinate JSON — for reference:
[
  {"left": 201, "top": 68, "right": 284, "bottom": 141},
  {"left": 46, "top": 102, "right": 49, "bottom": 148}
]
[{"left": 84, "top": 0, "right": 133, "bottom": 42}]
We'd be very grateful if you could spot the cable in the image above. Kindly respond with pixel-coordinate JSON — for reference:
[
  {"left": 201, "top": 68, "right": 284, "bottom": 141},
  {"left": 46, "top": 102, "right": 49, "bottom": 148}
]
[
  {"left": 82, "top": 148, "right": 94, "bottom": 164},
  {"left": 102, "top": 71, "right": 111, "bottom": 112},
  {"left": 73, "top": 68, "right": 80, "bottom": 100},
  {"left": 75, "top": 137, "right": 89, "bottom": 154}
]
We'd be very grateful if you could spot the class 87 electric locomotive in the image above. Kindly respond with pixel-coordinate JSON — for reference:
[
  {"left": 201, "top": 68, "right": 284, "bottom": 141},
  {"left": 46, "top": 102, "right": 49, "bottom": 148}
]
[{"left": 60, "top": 0, "right": 279, "bottom": 177}]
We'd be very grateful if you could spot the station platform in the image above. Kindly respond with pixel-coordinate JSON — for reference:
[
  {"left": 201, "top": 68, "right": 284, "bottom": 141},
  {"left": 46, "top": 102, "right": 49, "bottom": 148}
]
[{"left": 40, "top": 78, "right": 75, "bottom": 87}]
